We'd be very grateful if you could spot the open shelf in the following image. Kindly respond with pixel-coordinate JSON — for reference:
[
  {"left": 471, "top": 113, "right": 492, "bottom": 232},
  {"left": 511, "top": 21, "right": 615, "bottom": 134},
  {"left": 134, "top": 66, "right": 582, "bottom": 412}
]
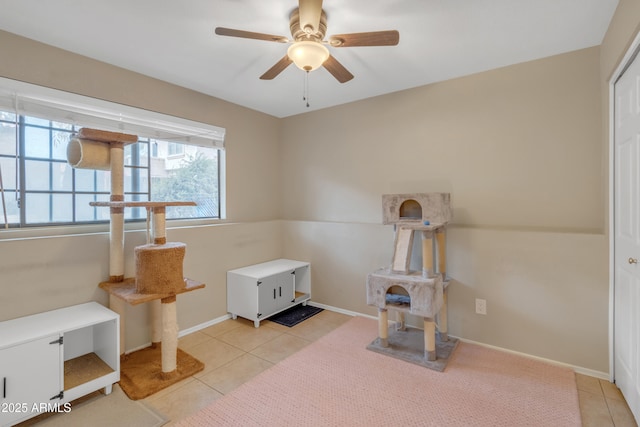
[
  {"left": 0, "top": 302, "right": 120, "bottom": 426},
  {"left": 64, "top": 353, "right": 115, "bottom": 391},
  {"left": 294, "top": 291, "right": 310, "bottom": 304}
]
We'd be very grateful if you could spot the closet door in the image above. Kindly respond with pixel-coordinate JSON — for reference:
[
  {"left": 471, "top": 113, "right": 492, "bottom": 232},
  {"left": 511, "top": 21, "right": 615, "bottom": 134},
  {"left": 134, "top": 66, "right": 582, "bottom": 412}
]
[{"left": 614, "top": 49, "right": 640, "bottom": 422}]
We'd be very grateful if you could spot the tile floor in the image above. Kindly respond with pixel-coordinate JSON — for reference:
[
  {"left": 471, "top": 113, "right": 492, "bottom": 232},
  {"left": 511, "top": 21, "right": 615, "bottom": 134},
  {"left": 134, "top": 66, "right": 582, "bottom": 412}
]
[{"left": 576, "top": 372, "right": 637, "bottom": 426}]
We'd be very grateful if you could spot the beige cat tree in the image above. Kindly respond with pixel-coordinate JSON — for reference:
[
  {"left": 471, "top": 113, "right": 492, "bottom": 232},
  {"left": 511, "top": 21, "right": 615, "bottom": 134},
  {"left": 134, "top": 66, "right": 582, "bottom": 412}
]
[
  {"left": 366, "top": 193, "right": 457, "bottom": 370},
  {"left": 66, "top": 128, "right": 204, "bottom": 399}
]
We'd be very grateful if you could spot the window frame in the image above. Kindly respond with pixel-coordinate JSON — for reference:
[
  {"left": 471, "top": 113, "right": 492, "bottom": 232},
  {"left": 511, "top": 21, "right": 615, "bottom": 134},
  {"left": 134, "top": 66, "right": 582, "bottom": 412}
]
[{"left": 0, "top": 78, "right": 226, "bottom": 238}]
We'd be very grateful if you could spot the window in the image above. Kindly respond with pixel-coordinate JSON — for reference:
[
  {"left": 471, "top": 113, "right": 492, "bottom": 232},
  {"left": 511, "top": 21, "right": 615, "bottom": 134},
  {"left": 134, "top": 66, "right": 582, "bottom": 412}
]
[
  {"left": 167, "top": 142, "right": 185, "bottom": 157},
  {"left": 0, "top": 109, "right": 222, "bottom": 228},
  {"left": 0, "top": 77, "right": 225, "bottom": 229}
]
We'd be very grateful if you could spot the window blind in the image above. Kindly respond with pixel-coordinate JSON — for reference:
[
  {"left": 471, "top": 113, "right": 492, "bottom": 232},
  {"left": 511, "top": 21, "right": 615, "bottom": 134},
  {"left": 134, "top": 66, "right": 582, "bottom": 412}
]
[{"left": 0, "top": 77, "right": 225, "bottom": 149}]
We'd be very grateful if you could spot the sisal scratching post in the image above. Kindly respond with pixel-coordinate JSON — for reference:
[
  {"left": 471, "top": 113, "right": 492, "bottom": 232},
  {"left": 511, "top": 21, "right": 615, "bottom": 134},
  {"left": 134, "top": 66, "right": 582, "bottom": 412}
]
[
  {"left": 378, "top": 308, "right": 389, "bottom": 348},
  {"left": 152, "top": 206, "right": 167, "bottom": 245},
  {"left": 436, "top": 229, "right": 448, "bottom": 341},
  {"left": 109, "top": 142, "right": 125, "bottom": 282},
  {"left": 396, "top": 311, "right": 406, "bottom": 331},
  {"left": 436, "top": 230, "right": 446, "bottom": 278},
  {"left": 424, "top": 318, "right": 437, "bottom": 361},
  {"left": 439, "top": 291, "right": 449, "bottom": 341},
  {"left": 161, "top": 296, "right": 178, "bottom": 375},
  {"left": 422, "top": 231, "right": 434, "bottom": 277},
  {"left": 422, "top": 231, "right": 437, "bottom": 361},
  {"left": 150, "top": 300, "right": 162, "bottom": 346}
]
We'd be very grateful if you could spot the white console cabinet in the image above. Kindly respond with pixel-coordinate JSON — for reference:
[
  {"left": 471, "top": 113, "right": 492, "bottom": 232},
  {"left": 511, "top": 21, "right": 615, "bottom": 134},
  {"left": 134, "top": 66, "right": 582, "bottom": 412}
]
[
  {"left": 0, "top": 302, "right": 119, "bottom": 426},
  {"left": 227, "top": 259, "right": 311, "bottom": 327}
]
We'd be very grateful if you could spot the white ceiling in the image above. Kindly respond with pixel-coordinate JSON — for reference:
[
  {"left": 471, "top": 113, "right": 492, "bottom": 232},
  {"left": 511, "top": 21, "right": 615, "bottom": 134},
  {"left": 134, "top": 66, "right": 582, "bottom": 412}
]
[{"left": 0, "top": 0, "right": 618, "bottom": 118}]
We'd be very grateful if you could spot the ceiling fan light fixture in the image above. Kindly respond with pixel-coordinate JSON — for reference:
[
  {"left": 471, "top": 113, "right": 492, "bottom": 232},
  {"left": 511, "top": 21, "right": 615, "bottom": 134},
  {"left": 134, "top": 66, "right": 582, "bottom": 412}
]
[{"left": 287, "top": 41, "right": 329, "bottom": 72}]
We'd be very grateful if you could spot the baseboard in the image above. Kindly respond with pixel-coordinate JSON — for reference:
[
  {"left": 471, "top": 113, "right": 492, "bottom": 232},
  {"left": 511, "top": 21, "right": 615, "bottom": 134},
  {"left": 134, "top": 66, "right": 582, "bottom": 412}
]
[
  {"left": 306, "top": 301, "right": 368, "bottom": 318},
  {"left": 454, "top": 336, "right": 610, "bottom": 380},
  {"left": 178, "top": 313, "right": 232, "bottom": 338},
  {"left": 125, "top": 313, "right": 232, "bottom": 355},
  {"left": 307, "top": 301, "right": 611, "bottom": 380}
]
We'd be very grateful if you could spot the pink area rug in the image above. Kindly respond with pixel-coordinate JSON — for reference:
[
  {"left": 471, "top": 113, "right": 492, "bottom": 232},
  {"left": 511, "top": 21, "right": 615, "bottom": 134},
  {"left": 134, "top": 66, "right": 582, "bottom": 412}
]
[{"left": 176, "top": 316, "right": 581, "bottom": 426}]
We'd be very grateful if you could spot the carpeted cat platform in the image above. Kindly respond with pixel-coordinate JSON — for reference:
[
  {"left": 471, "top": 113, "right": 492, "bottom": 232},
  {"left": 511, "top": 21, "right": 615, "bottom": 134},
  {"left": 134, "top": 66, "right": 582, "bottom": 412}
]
[
  {"left": 267, "top": 304, "right": 323, "bottom": 327},
  {"left": 119, "top": 344, "right": 204, "bottom": 400},
  {"left": 367, "top": 325, "right": 459, "bottom": 371}
]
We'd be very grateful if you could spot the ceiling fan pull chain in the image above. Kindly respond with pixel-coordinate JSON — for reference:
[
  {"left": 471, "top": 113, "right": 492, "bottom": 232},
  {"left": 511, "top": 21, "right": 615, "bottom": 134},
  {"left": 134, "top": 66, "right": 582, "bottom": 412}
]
[
  {"left": 304, "top": 71, "right": 310, "bottom": 108},
  {"left": 302, "top": 71, "right": 306, "bottom": 103}
]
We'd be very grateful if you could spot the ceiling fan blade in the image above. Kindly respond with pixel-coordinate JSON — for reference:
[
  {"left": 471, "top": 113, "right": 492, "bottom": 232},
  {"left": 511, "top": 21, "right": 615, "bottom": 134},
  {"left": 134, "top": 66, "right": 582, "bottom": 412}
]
[
  {"left": 329, "top": 30, "right": 400, "bottom": 47},
  {"left": 323, "top": 55, "right": 354, "bottom": 83},
  {"left": 298, "top": 0, "right": 323, "bottom": 34},
  {"left": 215, "top": 27, "right": 288, "bottom": 43},
  {"left": 260, "top": 55, "right": 294, "bottom": 80}
]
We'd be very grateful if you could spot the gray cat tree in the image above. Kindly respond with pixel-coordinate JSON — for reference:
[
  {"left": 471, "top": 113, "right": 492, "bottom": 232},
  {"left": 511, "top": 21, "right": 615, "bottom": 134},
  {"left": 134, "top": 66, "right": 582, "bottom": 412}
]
[{"left": 366, "top": 193, "right": 457, "bottom": 370}]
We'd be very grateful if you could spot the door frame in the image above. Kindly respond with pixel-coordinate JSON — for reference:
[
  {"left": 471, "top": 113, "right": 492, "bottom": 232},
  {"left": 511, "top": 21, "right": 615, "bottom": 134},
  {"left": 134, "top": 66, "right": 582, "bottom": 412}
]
[{"left": 609, "top": 29, "right": 640, "bottom": 382}]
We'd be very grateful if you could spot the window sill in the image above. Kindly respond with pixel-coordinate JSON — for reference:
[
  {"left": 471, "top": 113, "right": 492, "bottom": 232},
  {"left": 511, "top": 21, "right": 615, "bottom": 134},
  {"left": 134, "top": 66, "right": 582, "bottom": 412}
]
[{"left": 0, "top": 218, "right": 227, "bottom": 241}]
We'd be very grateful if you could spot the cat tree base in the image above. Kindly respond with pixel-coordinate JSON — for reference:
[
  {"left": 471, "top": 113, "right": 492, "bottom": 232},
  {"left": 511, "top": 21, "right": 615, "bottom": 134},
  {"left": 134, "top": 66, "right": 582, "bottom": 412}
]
[
  {"left": 366, "top": 323, "right": 459, "bottom": 372},
  {"left": 99, "top": 278, "right": 205, "bottom": 399}
]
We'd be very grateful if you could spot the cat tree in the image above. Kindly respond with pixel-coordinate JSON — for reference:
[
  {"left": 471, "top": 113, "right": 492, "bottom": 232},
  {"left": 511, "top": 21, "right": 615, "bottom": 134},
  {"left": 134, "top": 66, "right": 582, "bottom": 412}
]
[
  {"left": 366, "top": 193, "right": 456, "bottom": 369},
  {"left": 66, "top": 128, "right": 205, "bottom": 398}
]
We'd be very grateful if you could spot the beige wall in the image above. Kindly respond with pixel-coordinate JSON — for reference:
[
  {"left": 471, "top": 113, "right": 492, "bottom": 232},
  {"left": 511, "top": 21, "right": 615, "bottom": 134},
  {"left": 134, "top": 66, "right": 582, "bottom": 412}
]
[
  {"left": 0, "top": 9, "right": 635, "bottom": 373},
  {"left": 0, "top": 222, "right": 283, "bottom": 350},
  {"left": 281, "top": 47, "right": 602, "bottom": 231},
  {"left": 0, "top": 30, "right": 283, "bottom": 223},
  {"left": 0, "top": 30, "right": 284, "bottom": 351},
  {"left": 601, "top": 0, "right": 640, "bottom": 82},
  {"left": 281, "top": 47, "right": 609, "bottom": 372}
]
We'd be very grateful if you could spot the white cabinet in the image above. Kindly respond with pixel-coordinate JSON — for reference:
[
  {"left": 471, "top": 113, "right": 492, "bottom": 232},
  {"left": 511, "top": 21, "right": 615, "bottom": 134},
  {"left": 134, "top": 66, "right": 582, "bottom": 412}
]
[
  {"left": 0, "top": 302, "right": 119, "bottom": 426},
  {"left": 227, "top": 259, "right": 311, "bottom": 327}
]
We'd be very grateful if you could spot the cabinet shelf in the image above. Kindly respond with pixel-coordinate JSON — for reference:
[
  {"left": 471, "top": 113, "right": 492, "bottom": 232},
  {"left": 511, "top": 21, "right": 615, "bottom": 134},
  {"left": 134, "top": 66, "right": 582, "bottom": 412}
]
[
  {"left": 228, "top": 259, "right": 311, "bottom": 328},
  {"left": 64, "top": 353, "right": 115, "bottom": 391},
  {"left": 294, "top": 291, "right": 310, "bottom": 303}
]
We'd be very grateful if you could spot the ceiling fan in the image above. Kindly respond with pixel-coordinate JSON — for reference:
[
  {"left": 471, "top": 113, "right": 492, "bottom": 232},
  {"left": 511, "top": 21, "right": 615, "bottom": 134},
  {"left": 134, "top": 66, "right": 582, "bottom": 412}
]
[{"left": 214, "top": 0, "right": 400, "bottom": 83}]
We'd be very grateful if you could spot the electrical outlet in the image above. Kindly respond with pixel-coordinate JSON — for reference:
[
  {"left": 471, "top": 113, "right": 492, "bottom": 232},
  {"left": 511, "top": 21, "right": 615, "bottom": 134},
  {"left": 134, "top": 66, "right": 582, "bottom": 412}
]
[{"left": 475, "top": 298, "right": 487, "bottom": 315}]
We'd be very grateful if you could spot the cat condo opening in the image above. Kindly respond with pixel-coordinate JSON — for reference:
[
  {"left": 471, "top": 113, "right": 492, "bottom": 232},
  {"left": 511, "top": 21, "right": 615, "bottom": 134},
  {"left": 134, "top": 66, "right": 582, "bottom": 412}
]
[{"left": 399, "top": 199, "right": 422, "bottom": 221}]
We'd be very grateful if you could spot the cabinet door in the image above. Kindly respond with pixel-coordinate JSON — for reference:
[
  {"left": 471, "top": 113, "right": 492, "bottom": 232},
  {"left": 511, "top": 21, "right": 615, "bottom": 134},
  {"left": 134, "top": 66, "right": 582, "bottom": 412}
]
[
  {"left": 272, "top": 270, "right": 295, "bottom": 310},
  {"left": 257, "top": 276, "right": 281, "bottom": 320},
  {"left": 0, "top": 334, "right": 62, "bottom": 425}
]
